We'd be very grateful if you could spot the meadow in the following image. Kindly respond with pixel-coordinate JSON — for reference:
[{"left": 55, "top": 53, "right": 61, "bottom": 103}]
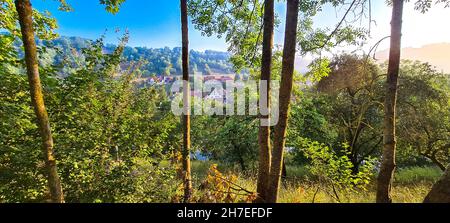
[{"left": 190, "top": 161, "right": 442, "bottom": 203}]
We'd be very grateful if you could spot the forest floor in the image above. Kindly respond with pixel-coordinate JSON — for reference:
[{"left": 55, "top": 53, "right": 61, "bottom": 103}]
[{"left": 190, "top": 161, "right": 443, "bottom": 203}]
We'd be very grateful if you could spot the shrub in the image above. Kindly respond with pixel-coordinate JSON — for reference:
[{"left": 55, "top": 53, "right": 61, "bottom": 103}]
[
  {"left": 195, "top": 164, "right": 256, "bottom": 203},
  {"left": 298, "top": 138, "right": 377, "bottom": 202}
]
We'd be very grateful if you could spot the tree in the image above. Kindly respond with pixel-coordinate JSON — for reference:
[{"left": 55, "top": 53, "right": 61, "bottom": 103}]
[
  {"left": 180, "top": 0, "right": 193, "bottom": 203},
  {"left": 51, "top": 37, "right": 180, "bottom": 203},
  {"left": 318, "top": 55, "right": 384, "bottom": 174},
  {"left": 288, "top": 94, "right": 337, "bottom": 160},
  {"left": 267, "top": 0, "right": 299, "bottom": 203},
  {"left": 254, "top": 0, "right": 275, "bottom": 203},
  {"left": 189, "top": 0, "right": 371, "bottom": 203},
  {"left": 377, "top": 0, "right": 450, "bottom": 204},
  {"left": 1, "top": 0, "right": 66, "bottom": 202},
  {"left": 14, "top": 0, "right": 64, "bottom": 203},
  {"left": 188, "top": 1, "right": 272, "bottom": 201},
  {"left": 5, "top": 0, "right": 130, "bottom": 203},
  {"left": 377, "top": 0, "right": 404, "bottom": 203},
  {"left": 396, "top": 61, "right": 450, "bottom": 171},
  {"left": 188, "top": 0, "right": 264, "bottom": 71},
  {"left": 424, "top": 164, "right": 450, "bottom": 203},
  {"left": 191, "top": 97, "right": 260, "bottom": 172}
]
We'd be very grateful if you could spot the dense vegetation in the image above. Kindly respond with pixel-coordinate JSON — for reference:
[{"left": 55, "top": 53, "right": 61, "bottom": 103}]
[{"left": 1, "top": 0, "right": 449, "bottom": 203}]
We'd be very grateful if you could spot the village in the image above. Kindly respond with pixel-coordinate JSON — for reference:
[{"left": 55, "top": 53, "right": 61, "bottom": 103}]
[{"left": 133, "top": 72, "right": 244, "bottom": 103}]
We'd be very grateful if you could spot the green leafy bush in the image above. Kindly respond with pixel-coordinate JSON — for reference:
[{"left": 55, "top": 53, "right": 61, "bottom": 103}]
[{"left": 296, "top": 138, "right": 376, "bottom": 202}]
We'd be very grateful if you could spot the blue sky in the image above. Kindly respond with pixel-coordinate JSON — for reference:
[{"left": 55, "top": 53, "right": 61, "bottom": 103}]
[{"left": 32, "top": 0, "right": 450, "bottom": 52}]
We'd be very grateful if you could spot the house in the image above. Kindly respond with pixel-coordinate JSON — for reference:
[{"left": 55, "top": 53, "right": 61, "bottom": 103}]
[{"left": 205, "top": 88, "right": 225, "bottom": 101}]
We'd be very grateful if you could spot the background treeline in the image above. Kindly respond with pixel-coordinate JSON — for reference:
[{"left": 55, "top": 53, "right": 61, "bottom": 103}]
[{"left": 22, "top": 35, "right": 236, "bottom": 76}]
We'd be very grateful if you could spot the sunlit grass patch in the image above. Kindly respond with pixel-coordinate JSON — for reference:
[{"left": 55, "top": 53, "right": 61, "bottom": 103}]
[{"left": 191, "top": 161, "right": 439, "bottom": 203}]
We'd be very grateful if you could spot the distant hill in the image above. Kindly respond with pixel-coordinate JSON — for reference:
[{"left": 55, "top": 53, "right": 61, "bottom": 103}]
[
  {"left": 375, "top": 43, "right": 450, "bottom": 73},
  {"left": 30, "top": 35, "right": 237, "bottom": 77}
]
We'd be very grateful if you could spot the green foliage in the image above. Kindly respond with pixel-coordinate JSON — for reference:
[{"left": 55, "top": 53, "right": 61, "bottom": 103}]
[
  {"left": 189, "top": 0, "right": 265, "bottom": 71},
  {"left": 2, "top": 0, "right": 449, "bottom": 203},
  {"left": 192, "top": 115, "right": 259, "bottom": 171},
  {"left": 52, "top": 0, "right": 125, "bottom": 14},
  {"left": 122, "top": 47, "right": 235, "bottom": 75},
  {"left": 321, "top": 56, "right": 384, "bottom": 171},
  {"left": 189, "top": 0, "right": 369, "bottom": 71},
  {"left": 296, "top": 138, "right": 377, "bottom": 202},
  {"left": 413, "top": 0, "right": 450, "bottom": 13},
  {"left": 296, "top": 0, "right": 369, "bottom": 55},
  {"left": 1, "top": 0, "right": 59, "bottom": 40},
  {"left": 0, "top": 35, "right": 46, "bottom": 202},
  {"left": 50, "top": 36, "right": 179, "bottom": 202},
  {"left": 99, "top": 0, "right": 126, "bottom": 14},
  {"left": 288, "top": 93, "right": 338, "bottom": 165},
  {"left": 305, "top": 58, "right": 331, "bottom": 82},
  {"left": 396, "top": 61, "right": 450, "bottom": 169},
  {"left": 0, "top": 33, "right": 181, "bottom": 202},
  {"left": 289, "top": 55, "right": 384, "bottom": 172},
  {"left": 105, "top": 158, "right": 180, "bottom": 203}
]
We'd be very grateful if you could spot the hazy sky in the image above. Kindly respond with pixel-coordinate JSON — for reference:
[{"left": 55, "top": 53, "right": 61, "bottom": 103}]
[{"left": 32, "top": 0, "right": 450, "bottom": 52}]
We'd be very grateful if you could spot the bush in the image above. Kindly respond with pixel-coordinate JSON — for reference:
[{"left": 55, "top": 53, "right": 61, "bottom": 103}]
[{"left": 297, "top": 138, "right": 377, "bottom": 202}]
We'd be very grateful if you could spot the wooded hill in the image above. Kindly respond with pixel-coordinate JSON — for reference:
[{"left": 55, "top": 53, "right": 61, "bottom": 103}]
[{"left": 23, "top": 35, "right": 237, "bottom": 76}]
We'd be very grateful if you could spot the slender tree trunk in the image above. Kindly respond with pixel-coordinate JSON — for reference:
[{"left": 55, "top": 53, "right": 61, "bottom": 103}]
[
  {"left": 424, "top": 165, "right": 450, "bottom": 203},
  {"left": 255, "top": 0, "right": 275, "bottom": 203},
  {"left": 351, "top": 154, "right": 360, "bottom": 175},
  {"left": 239, "top": 156, "right": 247, "bottom": 172},
  {"left": 282, "top": 160, "right": 287, "bottom": 179},
  {"left": 232, "top": 141, "right": 247, "bottom": 171},
  {"left": 266, "top": 0, "right": 299, "bottom": 203},
  {"left": 426, "top": 154, "right": 446, "bottom": 172},
  {"left": 15, "top": 0, "right": 64, "bottom": 203},
  {"left": 376, "top": 0, "right": 404, "bottom": 203},
  {"left": 180, "top": 0, "right": 193, "bottom": 203},
  {"left": 432, "top": 160, "right": 446, "bottom": 172}
]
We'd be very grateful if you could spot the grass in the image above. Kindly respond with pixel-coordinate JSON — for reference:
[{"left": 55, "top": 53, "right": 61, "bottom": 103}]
[
  {"left": 190, "top": 160, "right": 443, "bottom": 203},
  {"left": 394, "top": 166, "right": 443, "bottom": 184}
]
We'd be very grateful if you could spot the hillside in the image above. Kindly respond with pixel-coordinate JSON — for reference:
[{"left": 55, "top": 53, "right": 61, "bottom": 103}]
[
  {"left": 36, "top": 36, "right": 236, "bottom": 76},
  {"left": 9, "top": 34, "right": 450, "bottom": 75},
  {"left": 375, "top": 43, "right": 450, "bottom": 73}
]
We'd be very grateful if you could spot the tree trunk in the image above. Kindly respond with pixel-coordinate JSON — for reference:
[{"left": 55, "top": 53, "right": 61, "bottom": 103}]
[
  {"left": 180, "top": 0, "right": 192, "bottom": 203},
  {"left": 424, "top": 165, "right": 450, "bottom": 203},
  {"left": 266, "top": 0, "right": 299, "bottom": 203},
  {"left": 425, "top": 154, "right": 446, "bottom": 172},
  {"left": 376, "top": 0, "right": 404, "bottom": 204},
  {"left": 282, "top": 160, "right": 287, "bottom": 179},
  {"left": 255, "top": 0, "right": 275, "bottom": 203},
  {"left": 351, "top": 154, "right": 359, "bottom": 175},
  {"left": 233, "top": 141, "right": 247, "bottom": 172},
  {"left": 15, "top": 0, "right": 64, "bottom": 203},
  {"left": 239, "top": 155, "right": 247, "bottom": 172}
]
